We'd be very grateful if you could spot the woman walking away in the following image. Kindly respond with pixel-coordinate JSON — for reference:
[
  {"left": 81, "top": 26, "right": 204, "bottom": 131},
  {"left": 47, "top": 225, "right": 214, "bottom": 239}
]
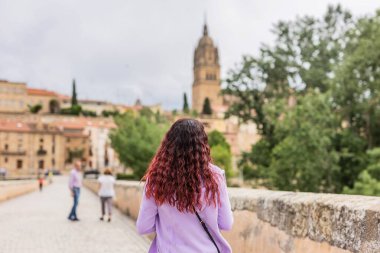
[
  {"left": 38, "top": 175, "right": 44, "bottom": 192},
  {"left": 137, "top": 119, "right": 233, "bottom": 253},
  {"left": 98, "top": 168, "right": 115, "bottom": 222}
]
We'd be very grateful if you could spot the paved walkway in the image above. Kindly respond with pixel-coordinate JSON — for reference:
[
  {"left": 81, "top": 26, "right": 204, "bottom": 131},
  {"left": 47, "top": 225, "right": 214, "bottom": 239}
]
[{"left": 0, "top": 177, "right": 150, "bottom": 253}]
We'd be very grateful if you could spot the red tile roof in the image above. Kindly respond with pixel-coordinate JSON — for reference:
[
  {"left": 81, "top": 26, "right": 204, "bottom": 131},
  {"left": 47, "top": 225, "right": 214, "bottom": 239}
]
[
  {"left": 53, "top": 118, "right": 116, "bottom": 129},
  {"left": 0, "top": 120, "right": 31, "bottom": 132},
  {"left": 57, "top": 93, "right": 70, "bottom": 100},
  {"left": 27, "top": 88, "right": 58, "bottom": 97}
]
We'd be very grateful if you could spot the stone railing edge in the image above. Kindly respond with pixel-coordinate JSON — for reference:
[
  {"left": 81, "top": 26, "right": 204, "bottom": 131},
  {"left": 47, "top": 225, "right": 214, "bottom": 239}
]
[{"left": 84, "top": 179, "right": 380, "bottom": 253}]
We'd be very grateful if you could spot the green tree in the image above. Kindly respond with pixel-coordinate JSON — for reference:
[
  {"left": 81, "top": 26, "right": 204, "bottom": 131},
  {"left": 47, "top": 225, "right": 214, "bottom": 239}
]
[
  {"left": 343, "top": 148, "right": 380, "bottom": 196},
  {"left": 82, "top": 110, "right": 97, "bottom": 117},
  {"left": 70, "top": 104, "right": 82, "bottom": 116},
  {"left": 202, "top": 97, "right": 212, "bottom": 115},
  {"left": 222, "top": 5, "right": 376, "bottom": 193},
  {"left": 110, "top": 112, "right": 168, "bottom": 179},
  {"left": 208, "top": 130, "right": 233, "bottom": 178},
  {"left": 191, "top": 109, "right": 199, "bottom": 117},
  {"left": 139, "top": 107, "right": 154, "bottom": 120},
  {"left": 365, "top": 148, "right": 380, "bottom": 180},
  {"left": 343, "top": 171, "right": 380, "bottom": 196},
  {"left": 239, "top": 139, "right": 272, "bottom": 181},
  {"left": 333, "top": 129, "right": 368, "bottom": 190},
  {"left": 332, "top": 11, "right": 380, "bottom": 148},
  {"left": 102, "top": 110, "right": 120, "bottom": 117},
  {"left": 208, "top": 130, "right": 230, "bottom": 150},
  {"left": 211, "top": 145, "right": 233, "bottom": 178},
  {"left": 60, "top": 78, "right": 82, "bottom": 116},
  {"left": 28, "top": 104, "right": 42, "bottom": 114},
  {"left": 71, "top": 79, "right": 78, "bottom": 106},
  {"left": 183, "top": 93, "right": 190, "bottom": 114},
  {"left": 223, "top": 4, "right": 353, "bottom": 140},
  {"left": 268, "top": 92, "right": 340, "bottom": 192}
]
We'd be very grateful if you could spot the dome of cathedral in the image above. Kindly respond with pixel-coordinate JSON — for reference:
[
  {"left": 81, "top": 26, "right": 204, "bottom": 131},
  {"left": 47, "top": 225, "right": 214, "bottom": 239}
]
[
  {"left": 197, "top": 24, "right": 214, "bottom": 47},
  {"left": 198, "top": 35, "right": 214, "bottom": 46}
]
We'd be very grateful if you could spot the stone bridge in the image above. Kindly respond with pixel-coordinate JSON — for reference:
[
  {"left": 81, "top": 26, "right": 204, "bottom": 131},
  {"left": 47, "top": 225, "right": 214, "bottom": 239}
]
[
  {"left": 0, "top": 177, "right": 150, "bottom": 253},
  {"left": 84, "top": 180, "right": 380, "bottom": 253},
  {"left": 0, "top": 177, "right": 379, "bottom": 253}
]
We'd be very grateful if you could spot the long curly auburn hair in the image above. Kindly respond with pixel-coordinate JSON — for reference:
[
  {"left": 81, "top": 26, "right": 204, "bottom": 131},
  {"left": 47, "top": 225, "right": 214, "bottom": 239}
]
[{"left": 143, "top": 118, "right": 220, "bottom": 212}]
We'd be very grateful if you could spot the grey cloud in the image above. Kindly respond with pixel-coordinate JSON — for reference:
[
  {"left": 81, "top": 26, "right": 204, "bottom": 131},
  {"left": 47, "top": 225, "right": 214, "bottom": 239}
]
[{"left": 0, "top": 0, "right": 378, "bottom": 109}]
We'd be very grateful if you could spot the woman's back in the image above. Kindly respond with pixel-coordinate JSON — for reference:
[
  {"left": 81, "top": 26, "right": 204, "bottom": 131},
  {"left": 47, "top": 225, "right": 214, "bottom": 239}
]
[
  {"left": 98, "top": 175, "right": 115, "bottom": 197},
  {"left": 137, "top": 164, "right": 233, "bottom": 253},
  {"left": 136, "top": 119, "right": 233, "bottom": 253}
]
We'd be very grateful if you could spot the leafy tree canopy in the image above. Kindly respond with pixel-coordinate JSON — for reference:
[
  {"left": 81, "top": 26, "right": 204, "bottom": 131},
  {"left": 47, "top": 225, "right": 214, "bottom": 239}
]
[
  {"left": 202, "top": 97, "right": 212, "bottom": 115},
  {"left": 110, "top": 112, "right": 168, "bottom": 179},
  {"left": 28, "top": 104, "right": 42, "bottom": 114},
  {"left": 224, "top": 5, "right": 380, "bottom": 194},
  {"left": 208, "top": 130, "right": 233, "bottom": 178},
  {"left": 208, "top": 130, "right": 230, "bottom": 150}
]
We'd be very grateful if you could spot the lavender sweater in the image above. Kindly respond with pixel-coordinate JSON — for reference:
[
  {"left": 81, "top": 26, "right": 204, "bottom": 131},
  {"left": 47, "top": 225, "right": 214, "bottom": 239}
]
[{"left": 136, "top": 164, "right": 234, "bottom": 253}]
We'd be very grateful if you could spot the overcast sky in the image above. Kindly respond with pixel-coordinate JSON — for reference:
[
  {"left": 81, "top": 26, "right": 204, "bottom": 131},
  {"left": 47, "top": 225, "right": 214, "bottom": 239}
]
[{"left": 0, "top": 0, "right": 378, "bottom": 109}]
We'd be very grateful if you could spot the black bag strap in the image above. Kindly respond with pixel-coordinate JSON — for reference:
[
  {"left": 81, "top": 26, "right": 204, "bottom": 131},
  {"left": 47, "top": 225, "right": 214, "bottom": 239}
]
[{"left": 193, "top": 207, "right": 221, "bottom": 253}]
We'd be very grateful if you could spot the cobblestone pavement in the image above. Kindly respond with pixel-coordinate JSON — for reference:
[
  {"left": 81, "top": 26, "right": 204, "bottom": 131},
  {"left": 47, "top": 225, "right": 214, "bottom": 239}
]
[{"left": 0, "top": 176, "right": 150, "bottom": 253}]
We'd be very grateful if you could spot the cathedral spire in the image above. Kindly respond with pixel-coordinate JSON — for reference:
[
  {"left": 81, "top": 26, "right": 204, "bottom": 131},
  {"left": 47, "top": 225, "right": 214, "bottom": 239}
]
[
  {"left": 203, "top": 23, "right": 208, "bottom": 36},
  {"left": 203, "top": 12, "right": 208, "bottom": 36}
]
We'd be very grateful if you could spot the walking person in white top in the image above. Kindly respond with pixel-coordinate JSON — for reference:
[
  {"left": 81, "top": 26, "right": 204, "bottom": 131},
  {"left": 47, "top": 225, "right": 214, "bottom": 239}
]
[{"left": 98, "top": 168, "right": 115, "bottom": 222}]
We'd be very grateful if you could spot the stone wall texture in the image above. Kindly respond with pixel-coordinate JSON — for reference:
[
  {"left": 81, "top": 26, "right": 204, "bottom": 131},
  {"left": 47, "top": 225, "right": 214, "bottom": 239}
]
[
  {"left": 84, "top": 180, "right": 380, "bottom": 253},
  {"left": 0, "top": 180, "right": 39, "bottom": 202}
]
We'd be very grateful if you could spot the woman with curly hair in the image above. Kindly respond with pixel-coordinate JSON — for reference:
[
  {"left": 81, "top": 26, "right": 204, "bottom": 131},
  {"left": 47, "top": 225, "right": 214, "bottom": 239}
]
[{"left": 136, "top": 118, "right": 233, "bottom": 253}]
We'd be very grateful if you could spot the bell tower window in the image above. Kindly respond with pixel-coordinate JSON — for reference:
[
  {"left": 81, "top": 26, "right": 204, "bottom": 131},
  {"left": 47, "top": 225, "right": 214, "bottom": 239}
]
[{"left": 206, "top": 73, "right": 216, "bottom": 80}]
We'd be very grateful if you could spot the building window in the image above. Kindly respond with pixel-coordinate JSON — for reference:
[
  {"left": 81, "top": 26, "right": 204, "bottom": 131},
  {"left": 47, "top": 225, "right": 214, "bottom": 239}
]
[
  {"left": 67, "top": 138, "right": 70, "bottom": 143},
  {"left": 206, "top": 73, "right": 216, "bottom": 80},
  {"left": 52, "top": 145, "right": 55, "bottom": 154},
  {"left": 40, "top": 138, "right": 44, "bottom": 143},
  {"left": 38, "top": 160, "right": 44, "bottom": 169},
  {"left": 17, "top": 160, "right": 23, "bottom": 169},
  {"left": 52, "top": 158, "right": 55, "bottom": 166},
  {"left": 4, "top": 157, "right": 8, "bottom": 163},
  {"left": 4, "top": 144, "right": 8, "bottom": 150}
]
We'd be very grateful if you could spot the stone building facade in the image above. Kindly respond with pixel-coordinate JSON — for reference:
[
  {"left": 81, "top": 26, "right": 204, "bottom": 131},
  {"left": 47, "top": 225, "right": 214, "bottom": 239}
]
[
  {"left": 0, "top": 80, "right": 28, "bottom": 113},
  {"left": 0, "top": 80, "right": 60, "bottom": 114},
  {"left": 0, "top": 114, "right": 122, "bottom": 177},
  {"left": 52, "top": 116, "right": 121, "bottom": 171},
  {"left": 0, "top": 120, "right": 68, "bottom": 176},
  {"left": 27, "top": 88, "right": 60, "bottom": 114}
]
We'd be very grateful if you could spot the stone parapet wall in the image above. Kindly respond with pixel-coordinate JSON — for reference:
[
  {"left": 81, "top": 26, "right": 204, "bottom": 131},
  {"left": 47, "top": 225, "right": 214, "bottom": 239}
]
[
  {"left": 0, "top": 180, "right": 39, "bottom": 202},
  {"left": 84, "top": 180, "right": 380, "bottom": 253}
]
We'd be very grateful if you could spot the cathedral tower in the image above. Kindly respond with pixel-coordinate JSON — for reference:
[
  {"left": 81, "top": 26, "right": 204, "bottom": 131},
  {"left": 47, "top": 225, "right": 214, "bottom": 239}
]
[{"left": 192, "top": 23, "right": 222, "bottom": 113}]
